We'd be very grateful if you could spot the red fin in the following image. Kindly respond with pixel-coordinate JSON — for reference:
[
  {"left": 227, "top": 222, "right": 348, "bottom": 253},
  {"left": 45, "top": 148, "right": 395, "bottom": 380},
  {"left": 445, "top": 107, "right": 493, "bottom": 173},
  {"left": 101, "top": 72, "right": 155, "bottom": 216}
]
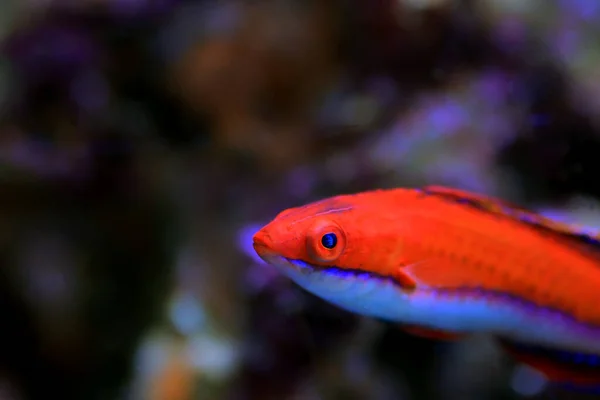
[
  {"left": 390, "top": 266, "right": 417, "bottom": 290},
  {"left": 401, "top": 325, "right": 464, "bottom": 341},
  {"left": 499, "top": 340, "right": 600, "bottom": 390},
  {"left": 423, "top": 185, "right": 600, "bottom": 257}
]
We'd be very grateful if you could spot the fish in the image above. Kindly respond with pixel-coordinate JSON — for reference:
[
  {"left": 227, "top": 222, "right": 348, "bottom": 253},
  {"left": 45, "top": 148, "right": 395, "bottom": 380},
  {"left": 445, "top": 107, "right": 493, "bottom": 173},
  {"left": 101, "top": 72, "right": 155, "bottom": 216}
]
[{"left": 252, "top": 185, "right": 600, "bottom": 393}]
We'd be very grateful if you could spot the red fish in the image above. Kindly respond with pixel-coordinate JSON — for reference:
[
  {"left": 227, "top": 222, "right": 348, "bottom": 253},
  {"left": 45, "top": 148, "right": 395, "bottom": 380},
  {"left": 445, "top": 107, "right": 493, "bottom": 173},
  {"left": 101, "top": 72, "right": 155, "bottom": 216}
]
[{"left": 252, "top": 186, "right": 600, "bottom": 393}]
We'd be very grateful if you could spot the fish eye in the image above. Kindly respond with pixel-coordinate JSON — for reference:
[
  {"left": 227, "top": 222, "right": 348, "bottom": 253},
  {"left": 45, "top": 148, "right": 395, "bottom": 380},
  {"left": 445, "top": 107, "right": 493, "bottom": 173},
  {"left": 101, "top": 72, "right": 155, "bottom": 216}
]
[
  {"left": 306, "top": 220, "right": 345, "bottom": 263},
  {"left": 321, "top": 233, "right": 337, "bottom": 249}
]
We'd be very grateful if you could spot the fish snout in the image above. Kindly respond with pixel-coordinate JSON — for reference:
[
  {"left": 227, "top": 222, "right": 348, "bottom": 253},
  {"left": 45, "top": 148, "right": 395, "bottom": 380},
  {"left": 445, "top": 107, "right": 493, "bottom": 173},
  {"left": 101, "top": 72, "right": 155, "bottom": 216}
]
[{"left": 252, "top": 228, "right": 274, "bottom": 256}]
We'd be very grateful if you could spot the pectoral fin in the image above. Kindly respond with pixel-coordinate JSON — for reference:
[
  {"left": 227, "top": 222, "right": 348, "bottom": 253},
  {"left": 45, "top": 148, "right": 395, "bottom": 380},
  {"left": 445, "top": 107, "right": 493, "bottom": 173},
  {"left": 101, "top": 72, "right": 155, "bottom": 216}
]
[{"left": 390, "top": 266, "right": 417, "bottom": 290}]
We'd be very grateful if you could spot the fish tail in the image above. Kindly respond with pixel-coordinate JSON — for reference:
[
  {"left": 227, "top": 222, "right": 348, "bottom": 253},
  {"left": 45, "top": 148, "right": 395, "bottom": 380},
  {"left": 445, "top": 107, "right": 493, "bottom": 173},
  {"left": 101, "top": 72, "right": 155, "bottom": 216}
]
[{"left": 499, "top": 339, "right": 600, "bottom": 394}]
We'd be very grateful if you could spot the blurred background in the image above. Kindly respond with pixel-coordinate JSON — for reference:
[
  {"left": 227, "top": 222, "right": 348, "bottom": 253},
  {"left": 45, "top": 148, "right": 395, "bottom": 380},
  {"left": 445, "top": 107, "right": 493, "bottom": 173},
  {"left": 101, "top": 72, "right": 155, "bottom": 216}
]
[{"left": 1, "top": 0, "right": 600, "bottom": 399}]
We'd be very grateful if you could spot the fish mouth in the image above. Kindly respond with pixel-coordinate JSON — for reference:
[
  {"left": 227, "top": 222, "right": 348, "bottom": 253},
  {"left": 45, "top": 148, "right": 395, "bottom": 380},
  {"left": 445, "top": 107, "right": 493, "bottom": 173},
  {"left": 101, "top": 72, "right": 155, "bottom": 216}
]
[
  {"left": 252, "top": 239, "right": 280, "bottom": 263},
  {"left": 252, "top": 242, "right": 271, "bottom": 257},
  {"left": 252, "top": 231, "right": 315, "bottom": 272},
  {"left": 251, "top": 240, "right": 303, "bottom": 269}
]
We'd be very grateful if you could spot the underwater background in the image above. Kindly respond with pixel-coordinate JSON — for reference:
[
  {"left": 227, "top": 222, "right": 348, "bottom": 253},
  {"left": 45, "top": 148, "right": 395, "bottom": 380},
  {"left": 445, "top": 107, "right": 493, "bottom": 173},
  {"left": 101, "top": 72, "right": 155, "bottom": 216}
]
[{"left": 1, "top": 1, "right": 600, "bottom": 399}]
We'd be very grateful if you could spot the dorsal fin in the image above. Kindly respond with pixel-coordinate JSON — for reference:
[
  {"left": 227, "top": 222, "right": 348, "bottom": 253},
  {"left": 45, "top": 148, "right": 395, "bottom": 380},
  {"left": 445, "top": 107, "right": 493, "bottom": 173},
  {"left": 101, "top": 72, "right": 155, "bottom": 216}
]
[{"left": 422, "top": 185, "right": 600, "bottom": 254}]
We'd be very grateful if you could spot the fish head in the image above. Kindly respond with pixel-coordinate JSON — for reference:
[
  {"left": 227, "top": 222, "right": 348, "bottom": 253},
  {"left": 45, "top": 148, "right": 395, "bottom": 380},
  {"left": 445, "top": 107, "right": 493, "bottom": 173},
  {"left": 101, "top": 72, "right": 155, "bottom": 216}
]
[{"left": 253, "top": 190, "right": 415, "bottom": 317}]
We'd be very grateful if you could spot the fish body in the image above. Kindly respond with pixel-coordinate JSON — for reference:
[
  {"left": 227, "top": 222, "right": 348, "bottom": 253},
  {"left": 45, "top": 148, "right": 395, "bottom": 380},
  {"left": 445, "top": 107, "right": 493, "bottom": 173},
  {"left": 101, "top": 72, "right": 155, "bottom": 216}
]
[{"left": 252, "top": 186, "right": 600, "bottom": 391}]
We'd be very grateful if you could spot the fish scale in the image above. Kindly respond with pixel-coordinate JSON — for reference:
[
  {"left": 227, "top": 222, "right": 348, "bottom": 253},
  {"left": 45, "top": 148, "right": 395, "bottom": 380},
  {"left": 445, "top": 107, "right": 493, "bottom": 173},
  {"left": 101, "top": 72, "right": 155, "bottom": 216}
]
[{"left": 397, "top": 203, "right": 600, "bottom": 327}]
